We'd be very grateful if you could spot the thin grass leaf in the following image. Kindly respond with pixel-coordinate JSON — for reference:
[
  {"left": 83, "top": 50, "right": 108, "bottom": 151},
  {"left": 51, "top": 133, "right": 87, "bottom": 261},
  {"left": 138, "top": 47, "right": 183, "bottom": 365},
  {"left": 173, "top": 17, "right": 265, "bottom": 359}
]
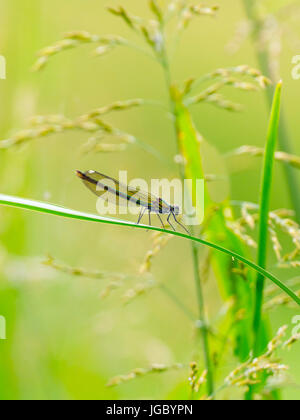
[
  {"left": 253, "top": 81, "right": 283, "bottom": 357},
  {"left": 0, "top": 193, "right": 299, "bottom": 307}
]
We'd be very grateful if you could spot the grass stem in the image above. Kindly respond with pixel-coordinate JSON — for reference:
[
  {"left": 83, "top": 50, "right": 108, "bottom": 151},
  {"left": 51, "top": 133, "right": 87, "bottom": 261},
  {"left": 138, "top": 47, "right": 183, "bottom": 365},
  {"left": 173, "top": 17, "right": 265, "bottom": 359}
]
[
  {"left": 159, "top": 24, "right": 215, "bottom": 396},
  {"left": 191, "top": 242, "right": 214, "bottom": 396}
]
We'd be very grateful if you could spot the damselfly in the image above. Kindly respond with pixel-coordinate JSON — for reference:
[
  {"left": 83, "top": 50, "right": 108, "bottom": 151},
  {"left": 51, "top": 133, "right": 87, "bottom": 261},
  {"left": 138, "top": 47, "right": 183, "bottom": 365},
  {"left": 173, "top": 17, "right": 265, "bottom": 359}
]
[{"left": 76, "top": 170, "right": 190, "bottom": 234}]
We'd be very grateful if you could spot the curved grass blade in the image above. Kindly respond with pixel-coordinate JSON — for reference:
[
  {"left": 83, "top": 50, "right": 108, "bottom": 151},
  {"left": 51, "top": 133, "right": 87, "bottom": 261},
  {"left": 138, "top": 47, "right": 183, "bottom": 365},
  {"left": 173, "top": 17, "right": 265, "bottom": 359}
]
[{"left": 0, "top": 193, "right": 299, "bottom": 307}]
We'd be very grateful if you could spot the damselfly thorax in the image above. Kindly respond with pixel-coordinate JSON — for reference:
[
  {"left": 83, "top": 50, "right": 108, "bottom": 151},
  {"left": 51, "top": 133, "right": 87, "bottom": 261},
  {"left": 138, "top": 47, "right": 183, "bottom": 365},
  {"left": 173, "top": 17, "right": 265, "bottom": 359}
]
[{"left": 76, "top": 170, "right": 189, "bottom": 234}]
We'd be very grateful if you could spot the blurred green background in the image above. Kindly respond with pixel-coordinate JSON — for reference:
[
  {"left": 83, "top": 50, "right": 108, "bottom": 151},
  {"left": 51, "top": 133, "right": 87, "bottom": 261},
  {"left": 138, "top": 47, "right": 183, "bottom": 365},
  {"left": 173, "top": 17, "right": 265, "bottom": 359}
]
[{"left": 0, "top": 0, "right": 299, "bottom": 400}]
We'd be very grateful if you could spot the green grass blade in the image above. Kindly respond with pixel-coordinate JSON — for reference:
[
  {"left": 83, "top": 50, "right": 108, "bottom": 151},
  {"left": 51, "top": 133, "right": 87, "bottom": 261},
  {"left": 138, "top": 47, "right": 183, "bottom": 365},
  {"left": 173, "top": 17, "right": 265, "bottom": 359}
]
[
  {"left": 253, "top": 81, "right": 283, "bottom": 356},
  {"left": 0, "top": 193, "right": 299, "bottom": 307}
]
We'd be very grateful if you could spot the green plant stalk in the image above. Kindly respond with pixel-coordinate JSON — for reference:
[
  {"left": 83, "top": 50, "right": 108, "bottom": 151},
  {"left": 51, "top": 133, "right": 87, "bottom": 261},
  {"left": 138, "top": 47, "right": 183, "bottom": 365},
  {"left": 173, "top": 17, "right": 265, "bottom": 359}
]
[
  {"left": 253, "top": 82, "right": 282, "bottom": 358},
  {"left": 170, "top": 95, "right": 215, "bottom": 396},
  {"left": 242, "top": 0, "right": 300, "bottom": 222},
  {"left": 191, "top": 243, "right": 214, "bottom": 396},
  {"left": 171, "top": 89, "right": 255, "bottom": 362},
  {"left": 0, "top": 193, "right": 299, "bottom": 306},
  {"left": 159, "top": 35, "right": 214, "bottom": 396}
]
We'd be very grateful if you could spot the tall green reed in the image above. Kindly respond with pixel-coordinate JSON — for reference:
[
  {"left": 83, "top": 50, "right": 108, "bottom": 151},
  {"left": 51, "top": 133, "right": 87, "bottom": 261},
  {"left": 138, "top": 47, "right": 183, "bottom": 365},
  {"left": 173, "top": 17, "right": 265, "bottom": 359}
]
[
  {"left": 245, "top": 81, "right": 283, "bottom": 400},
  {"left": 253, "top": 81, "right": 282, "bottom": 357}
]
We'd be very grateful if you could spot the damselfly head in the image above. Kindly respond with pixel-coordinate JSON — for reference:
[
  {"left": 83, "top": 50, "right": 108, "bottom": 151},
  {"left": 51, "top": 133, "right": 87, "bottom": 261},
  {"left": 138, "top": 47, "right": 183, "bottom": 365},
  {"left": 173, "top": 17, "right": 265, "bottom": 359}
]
[{"left": 172, "top": 205, "right": 180, "bottom": 215}]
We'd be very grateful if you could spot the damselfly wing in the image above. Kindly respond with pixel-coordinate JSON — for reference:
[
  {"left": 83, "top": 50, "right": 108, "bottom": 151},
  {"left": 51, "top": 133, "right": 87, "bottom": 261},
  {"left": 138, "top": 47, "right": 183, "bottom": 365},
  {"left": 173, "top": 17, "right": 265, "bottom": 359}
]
[{"left": 76, "top": 170, "right": 190, "bottom": 234}]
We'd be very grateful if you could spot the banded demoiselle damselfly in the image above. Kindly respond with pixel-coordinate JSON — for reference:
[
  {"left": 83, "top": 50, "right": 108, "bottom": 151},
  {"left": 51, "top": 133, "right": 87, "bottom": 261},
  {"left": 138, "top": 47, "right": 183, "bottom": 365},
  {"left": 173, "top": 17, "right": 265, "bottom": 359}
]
[{"left": 76, "top": 170, "right": 190, "bottom": 234}]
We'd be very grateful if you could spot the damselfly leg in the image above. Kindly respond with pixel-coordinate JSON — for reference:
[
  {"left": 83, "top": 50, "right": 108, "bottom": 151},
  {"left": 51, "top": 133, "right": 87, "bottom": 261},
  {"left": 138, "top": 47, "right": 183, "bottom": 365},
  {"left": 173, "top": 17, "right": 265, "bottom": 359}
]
[
  {"left": 171, "top": 212, "right": 191, "bottom": 235},
  {"left": 137, "top": 207, "right": 146, "bottom": 225},
  {"left": 167, "top": 213, "right": 176, "bottom": 232},
  {"left": 156, "top": 212, "right": 166, "bottom": 229}
]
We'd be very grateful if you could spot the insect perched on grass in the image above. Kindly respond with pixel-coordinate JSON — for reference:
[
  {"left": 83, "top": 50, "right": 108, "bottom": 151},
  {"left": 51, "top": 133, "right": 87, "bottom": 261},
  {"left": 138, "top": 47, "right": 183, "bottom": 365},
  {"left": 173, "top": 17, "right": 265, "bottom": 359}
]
[{"left": 76, "top": 170, "right": 190, "bottom": 234}]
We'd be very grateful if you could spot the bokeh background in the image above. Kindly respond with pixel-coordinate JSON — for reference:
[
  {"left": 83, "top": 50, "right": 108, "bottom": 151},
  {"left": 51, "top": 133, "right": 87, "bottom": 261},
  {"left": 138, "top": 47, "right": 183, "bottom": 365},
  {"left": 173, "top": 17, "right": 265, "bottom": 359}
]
[{"left": 0, "top": 0, "right": 299, "bottom": 400}]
